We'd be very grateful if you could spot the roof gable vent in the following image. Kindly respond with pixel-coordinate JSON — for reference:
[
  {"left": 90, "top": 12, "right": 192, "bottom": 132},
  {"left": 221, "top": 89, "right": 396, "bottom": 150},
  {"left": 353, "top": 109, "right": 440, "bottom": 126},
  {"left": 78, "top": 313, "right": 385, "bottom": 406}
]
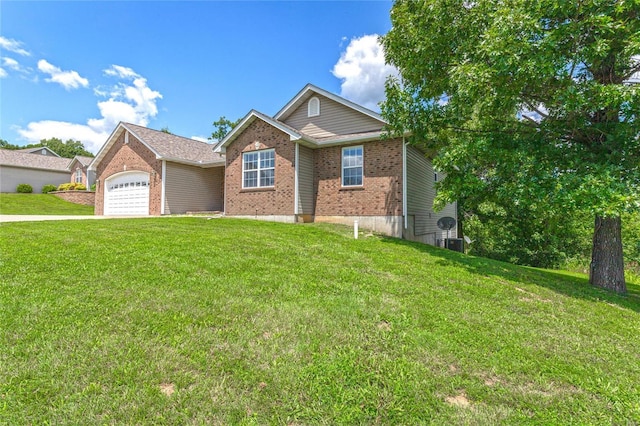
[{"left": 308, "top": 96, "right": 320, "bottom": 117}]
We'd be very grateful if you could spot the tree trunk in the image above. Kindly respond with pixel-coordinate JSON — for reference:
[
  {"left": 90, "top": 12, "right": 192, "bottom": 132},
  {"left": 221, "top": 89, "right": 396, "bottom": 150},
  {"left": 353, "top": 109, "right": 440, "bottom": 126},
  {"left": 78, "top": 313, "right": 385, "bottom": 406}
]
[{"left": 590, "top": 215, "right": 626, "bottom": 294}]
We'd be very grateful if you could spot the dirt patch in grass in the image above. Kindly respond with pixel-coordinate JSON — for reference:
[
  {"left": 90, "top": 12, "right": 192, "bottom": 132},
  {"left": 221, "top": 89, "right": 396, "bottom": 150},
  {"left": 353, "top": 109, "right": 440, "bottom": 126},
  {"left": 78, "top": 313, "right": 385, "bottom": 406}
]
[
  {"left": 446, "top": 391, "right": 471, "bottom": 407},
  {"left": 160, "top": 383, "right": 175, "bottom": 396}
]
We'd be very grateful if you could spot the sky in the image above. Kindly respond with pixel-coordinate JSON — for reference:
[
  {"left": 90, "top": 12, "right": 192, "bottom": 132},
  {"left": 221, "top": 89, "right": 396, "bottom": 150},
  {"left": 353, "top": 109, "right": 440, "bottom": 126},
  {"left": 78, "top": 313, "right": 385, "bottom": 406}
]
[{"left": 0, "top": 1, "right": 398, "bottom": 153}]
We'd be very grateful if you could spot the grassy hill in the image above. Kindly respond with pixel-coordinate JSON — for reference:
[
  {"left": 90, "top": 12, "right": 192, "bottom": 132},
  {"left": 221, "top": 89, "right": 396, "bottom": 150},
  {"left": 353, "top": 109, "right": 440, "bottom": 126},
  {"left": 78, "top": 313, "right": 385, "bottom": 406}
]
[
  {"left": 0, "top": 193, "right": 94, "bottom": 215},
  {"left": 1, "top": 218, "right": 638, "bottom": 424}
]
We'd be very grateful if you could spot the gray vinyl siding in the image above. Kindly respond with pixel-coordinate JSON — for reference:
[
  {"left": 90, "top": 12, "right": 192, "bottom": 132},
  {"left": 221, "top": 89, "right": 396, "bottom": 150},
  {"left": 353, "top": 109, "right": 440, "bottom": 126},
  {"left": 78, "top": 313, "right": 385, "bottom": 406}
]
[
  {"left": 163, "top": 162, "right": 224, "bottom": 214},
  {"left": 283, "top": 95, "right": 383, "bottom": 138},
  {"left": 406, "top": 145, "right": 436, "bottom": 235},
  {"left": 0, "top": 165, "right": 70, "bottom": 193},
  {"left": 405, "top": 145, "right": 458, "bottom": 241},
  {"left": 297, "top": 144, "right": 314, "bottom": 215}
]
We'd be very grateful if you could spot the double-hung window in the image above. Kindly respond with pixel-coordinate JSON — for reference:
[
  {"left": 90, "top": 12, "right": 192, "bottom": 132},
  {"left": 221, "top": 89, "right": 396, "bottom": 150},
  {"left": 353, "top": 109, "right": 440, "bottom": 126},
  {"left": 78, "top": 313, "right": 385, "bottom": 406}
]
[
  {"left": 75, "top": 169, "right": 83, "bottom": 183},
  {"left": 243, "top": 149, "right": 275, "bottom": 188},
  {"left": 342, "top": 146, "right": 363, "bottom": 187}
]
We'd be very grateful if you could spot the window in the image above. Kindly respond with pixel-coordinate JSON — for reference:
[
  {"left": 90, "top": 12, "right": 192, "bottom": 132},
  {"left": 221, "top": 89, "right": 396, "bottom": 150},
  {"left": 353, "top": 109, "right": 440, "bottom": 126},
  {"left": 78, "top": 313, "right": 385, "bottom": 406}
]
[
  {"left": 308, "top": 97, "right": 320, "bottom": 117},
  {"left": 434, "top": 172, "right": 438, "bottom": 182},
  {"left": 243, "top": 149, "right": 275, "bottom": 188},
  {"left": 342, "top": 146, "right": 363, "bottom": 187},
  {"left": 75, "top": 169, "right": 82, "bottom": 183}
]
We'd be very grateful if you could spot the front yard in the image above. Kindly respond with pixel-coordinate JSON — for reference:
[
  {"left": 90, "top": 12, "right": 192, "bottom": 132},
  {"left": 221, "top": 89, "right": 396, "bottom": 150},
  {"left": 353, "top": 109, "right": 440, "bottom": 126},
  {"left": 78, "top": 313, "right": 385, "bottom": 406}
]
[
  {"left": 1, "top": 218, "right": 639, "bottom": 424},
  {"left": 0, "top": 193, "right": 94, "bottom": 215}
]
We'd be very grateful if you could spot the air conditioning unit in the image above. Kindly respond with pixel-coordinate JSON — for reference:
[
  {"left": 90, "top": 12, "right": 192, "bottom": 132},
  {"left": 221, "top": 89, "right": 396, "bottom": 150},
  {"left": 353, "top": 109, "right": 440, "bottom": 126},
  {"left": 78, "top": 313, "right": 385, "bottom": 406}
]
[{"left": 446, "top": 238, "right": 464, "bottom": 253}]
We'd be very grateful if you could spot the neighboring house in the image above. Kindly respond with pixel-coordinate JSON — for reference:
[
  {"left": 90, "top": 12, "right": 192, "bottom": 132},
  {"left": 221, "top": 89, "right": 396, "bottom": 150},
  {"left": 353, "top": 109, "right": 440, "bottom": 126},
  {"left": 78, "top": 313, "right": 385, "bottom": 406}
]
[
  {"left": 217, "top": 84, "right": 457, "bottom": 245},
  {"left": 89, "top": 123, "right": 225, "bottom": 216},
  {"left": 68, "top": 155, "right": 96, "bottom": 188},
  {"left": 90, "top": 84, "right": 456, "bottom": 245},
  {"left": 0, "top": 148, "right": 71, "bottom": 193},
  {"left": 18, "top": 146, "right": 61, "bottom": 157}
]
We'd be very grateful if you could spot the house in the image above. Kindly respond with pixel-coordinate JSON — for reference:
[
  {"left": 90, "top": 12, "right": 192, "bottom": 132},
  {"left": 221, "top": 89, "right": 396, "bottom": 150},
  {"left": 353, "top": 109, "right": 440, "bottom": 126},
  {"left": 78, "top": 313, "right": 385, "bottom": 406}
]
[
  {"left": 89, "top": 123, "right": 225, "bottom": 216},
  {"left": 68, "top": 155, "right": 96, "bottom": 188},
  {"left": 217, "top": 84, "right": 457, "bottom": 245},
  {"left": 0, "top": 148, "right": 71, "bottom": 193},
  {"left": 18, "top": 146, "right": 61, "bottom": 157},
  {"left": 90, "top": 84, "right": 457, "bottom": 246}
]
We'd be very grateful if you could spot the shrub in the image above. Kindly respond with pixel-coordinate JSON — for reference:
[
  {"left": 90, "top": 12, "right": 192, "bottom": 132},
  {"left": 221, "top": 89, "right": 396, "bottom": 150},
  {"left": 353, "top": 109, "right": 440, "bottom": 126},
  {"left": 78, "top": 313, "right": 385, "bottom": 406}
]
[
  {"left": 16, "top": 184, "right": 33, "bottom": 193},
  {"left": 90, "top": 183, "right": 96, "bottom": 191},
  {"left": 42, "top": 184, "right": 57, "bottom": 194},
  {"left": 57, "top": 182, "right": 74, "bottom": 191},
  {"left": 57, "top": 182, "right": 89, "bottom": 191}
]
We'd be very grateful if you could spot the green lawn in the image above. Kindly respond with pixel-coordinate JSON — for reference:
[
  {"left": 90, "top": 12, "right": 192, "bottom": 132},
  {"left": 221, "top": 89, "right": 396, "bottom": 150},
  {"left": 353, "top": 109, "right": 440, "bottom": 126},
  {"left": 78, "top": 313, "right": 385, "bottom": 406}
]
[
  {"left": 1, "top": 218, "right": 639, "bottom": 424},
  {"left": 0, "top": 193, "right": 94, "bottom": 215}
]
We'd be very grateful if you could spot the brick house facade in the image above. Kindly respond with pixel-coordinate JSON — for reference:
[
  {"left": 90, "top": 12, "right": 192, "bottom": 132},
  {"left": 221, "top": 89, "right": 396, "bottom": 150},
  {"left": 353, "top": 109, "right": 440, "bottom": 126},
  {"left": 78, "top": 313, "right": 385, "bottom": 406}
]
[
  {"left": 90, "top": 85, "right": 456, "bottom": 245},
  {"left": 94, "top": 130, "right": 163, "bottom": 215},
  {"left": 225, "top": 120, "right": 296, "bottom": 217},
  {"left": 313, "top": 139, "right": 403, "bottom": 217}
]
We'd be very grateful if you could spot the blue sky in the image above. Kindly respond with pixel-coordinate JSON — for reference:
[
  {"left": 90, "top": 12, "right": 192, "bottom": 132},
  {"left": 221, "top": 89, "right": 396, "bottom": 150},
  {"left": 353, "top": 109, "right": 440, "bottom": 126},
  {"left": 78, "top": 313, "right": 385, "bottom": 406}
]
[{"left": 0, "top": 1, "right": 397, "bottom": 153}]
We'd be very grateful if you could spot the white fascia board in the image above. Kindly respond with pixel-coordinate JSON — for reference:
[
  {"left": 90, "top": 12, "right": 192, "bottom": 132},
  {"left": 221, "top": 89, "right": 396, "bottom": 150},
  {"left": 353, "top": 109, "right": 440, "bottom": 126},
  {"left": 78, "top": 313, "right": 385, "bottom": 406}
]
[
  {"left": 160, "top": 157, "right": 226, "bottom": 168},
  {"left": 274, "top": 84, "right": 387, "bottom": 124},
  {"left": 311, "top": 132, "right": 384, "bottom": 148},
  {"left": 88, "top": 123, "right": 125, "bottom": 171},
  {"left": 122, "top": 124, "right": 162, "bottom": 159},
  {"left": 218, "top": 110, "right": 303, "bottom": 150}
]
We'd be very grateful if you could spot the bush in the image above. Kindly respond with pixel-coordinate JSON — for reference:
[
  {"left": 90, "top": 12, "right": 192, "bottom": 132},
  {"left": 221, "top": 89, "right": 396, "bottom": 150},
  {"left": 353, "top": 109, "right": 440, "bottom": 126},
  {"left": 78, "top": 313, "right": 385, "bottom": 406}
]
[
  {"left": 42, "top": 184, "right": 57, "bottom": 194},
  {"left": 16, "top": 184, "right": 33, "bottom": 193},
  {"left": 90, "top": 183, "right": 96, "bottom": 191},
  {"left": 57, "top": 182, "right": 74, "bottom": 191},
  {"left": 56, "top": 182, "right": 87, "bottom": 191}
]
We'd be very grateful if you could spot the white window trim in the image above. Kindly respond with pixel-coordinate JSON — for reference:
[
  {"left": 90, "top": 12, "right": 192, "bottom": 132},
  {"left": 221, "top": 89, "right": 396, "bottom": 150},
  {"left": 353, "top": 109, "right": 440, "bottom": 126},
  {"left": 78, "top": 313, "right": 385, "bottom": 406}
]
[
  {"left": 308, "top": 96, "right": 320, "bottom": 117},
  {"left": 242, "top": 148, "right": 275, "bottom": 189},
  {"left": 341, "top": 145, "right": 364, "bottom": 187},
  {"left": 75, "top": 169, "right": 83, "bottom": 183}
]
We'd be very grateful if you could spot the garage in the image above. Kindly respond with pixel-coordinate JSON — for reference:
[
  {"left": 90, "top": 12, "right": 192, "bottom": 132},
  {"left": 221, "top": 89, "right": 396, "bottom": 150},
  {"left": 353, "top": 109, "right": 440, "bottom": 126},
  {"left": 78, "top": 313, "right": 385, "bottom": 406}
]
[{"left": 104, "top": 172, "right": 150, "bottom": 216}]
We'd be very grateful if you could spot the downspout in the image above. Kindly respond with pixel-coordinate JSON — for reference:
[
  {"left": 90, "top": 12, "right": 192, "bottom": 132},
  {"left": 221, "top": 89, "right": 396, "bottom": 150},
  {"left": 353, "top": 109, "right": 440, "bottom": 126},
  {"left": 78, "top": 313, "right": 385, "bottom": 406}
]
[
  {"left": 402, "top": 137, "right": 408, "bottom": 231},
  {"left": 160, "top": 160, "right": 166, "bottom": 215},
  {"left": 294, "top": 142, "right": 299, "bottom": 217},
  {"left": 223, "top": 156, "right": 227, "bottom": 216}
]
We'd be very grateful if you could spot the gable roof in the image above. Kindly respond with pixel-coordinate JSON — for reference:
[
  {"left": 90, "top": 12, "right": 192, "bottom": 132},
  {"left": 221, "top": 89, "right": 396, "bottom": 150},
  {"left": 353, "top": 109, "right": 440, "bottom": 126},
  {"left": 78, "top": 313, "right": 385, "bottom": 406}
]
[
  {"left": 18, "top": 146, "right": 61, "bottom": 157},
  {"left": 69, "top": 155, "right": 94, "bottom": 169},
  {"left": 274, "top": 83, "right": 386, "bottom": 124},
  {"left": 216, "top": 85, "right": 390, "bottom": 152},
  {"left": 90, "top": 122, "right": 225, "bottom": 171},
  {"left": 0, "top": 148, "right": 71, "bottom": 171},
  {"left": 215, "top": 110, "right": 305, "bottom": 151}
]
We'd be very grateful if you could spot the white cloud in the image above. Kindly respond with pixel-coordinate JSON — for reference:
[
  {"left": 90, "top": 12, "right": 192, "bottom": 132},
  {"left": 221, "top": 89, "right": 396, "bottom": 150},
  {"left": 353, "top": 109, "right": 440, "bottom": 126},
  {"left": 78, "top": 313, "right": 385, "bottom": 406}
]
[
  {"left": 332, "top": 34, "right": 399, "bottom": 111},
  {"left": 18, "top": 65, "right": 162, "bottom": 153},
  {"left": 3, "top": 57, "right": 21, "bottom": 71},
  {"left": 38, "top": 59, "right": 89, "bottom": 90},
  {"left": 0, "top": 68, "right": 7, "bottom": 78},
  {"left": 104, "top": 65, "right": 140, "bottom": 79},
  {"left": 0, "top": 36, "right": 30, "bottom": 56}
]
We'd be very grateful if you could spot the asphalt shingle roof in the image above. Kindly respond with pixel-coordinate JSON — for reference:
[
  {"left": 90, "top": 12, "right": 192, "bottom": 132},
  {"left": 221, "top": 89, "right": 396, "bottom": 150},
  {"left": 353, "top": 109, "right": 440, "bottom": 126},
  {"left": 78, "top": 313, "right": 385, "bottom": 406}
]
[
  {"left": 72, "top": 156, "right": 95, "bottom": 167},
  {"left": 0, "top": 149, "right": 71, "bottom": 171},
  {"left": 124, "top": 123, "right": 223, "bottom": 164}
]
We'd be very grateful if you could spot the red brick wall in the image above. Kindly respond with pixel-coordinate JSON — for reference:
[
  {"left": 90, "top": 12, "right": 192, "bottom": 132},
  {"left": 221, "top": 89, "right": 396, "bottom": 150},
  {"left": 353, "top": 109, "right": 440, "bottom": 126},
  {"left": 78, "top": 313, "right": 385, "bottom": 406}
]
[
  {"left": 52, "top": 191, "right": 95, "bottom": 206},
  {"left": 225, "top": 119, "right": 295, "bottom": 216},
  {"left": 94, "top": 131, "right": 162, "bottom": 215},
  {"left": 314, "top": 138, "right": 403, "bottom": 216}
]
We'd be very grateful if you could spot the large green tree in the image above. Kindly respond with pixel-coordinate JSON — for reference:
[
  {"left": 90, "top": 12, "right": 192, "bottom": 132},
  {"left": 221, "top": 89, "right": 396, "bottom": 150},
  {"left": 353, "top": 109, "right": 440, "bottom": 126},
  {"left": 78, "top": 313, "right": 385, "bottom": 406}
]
[
  {"left": 382, "top": 0, "right": 640, "bottom": 293},
  {"left": 209, "top": 116, "right": 240, "bottom": 142},
  {"left": 0, "top": 137, "right": 93, "bottom": 158},
  {"left": 39, "top": 138, "right": 93, "bottom": 158}
]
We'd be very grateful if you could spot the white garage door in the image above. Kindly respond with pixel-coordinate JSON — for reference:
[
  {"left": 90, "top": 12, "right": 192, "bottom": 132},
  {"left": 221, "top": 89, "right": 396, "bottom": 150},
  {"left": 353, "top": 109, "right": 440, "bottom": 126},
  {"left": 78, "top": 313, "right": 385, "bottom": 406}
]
[{"left": 104, "top": 172, "right": 150, "bottom": 216}]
